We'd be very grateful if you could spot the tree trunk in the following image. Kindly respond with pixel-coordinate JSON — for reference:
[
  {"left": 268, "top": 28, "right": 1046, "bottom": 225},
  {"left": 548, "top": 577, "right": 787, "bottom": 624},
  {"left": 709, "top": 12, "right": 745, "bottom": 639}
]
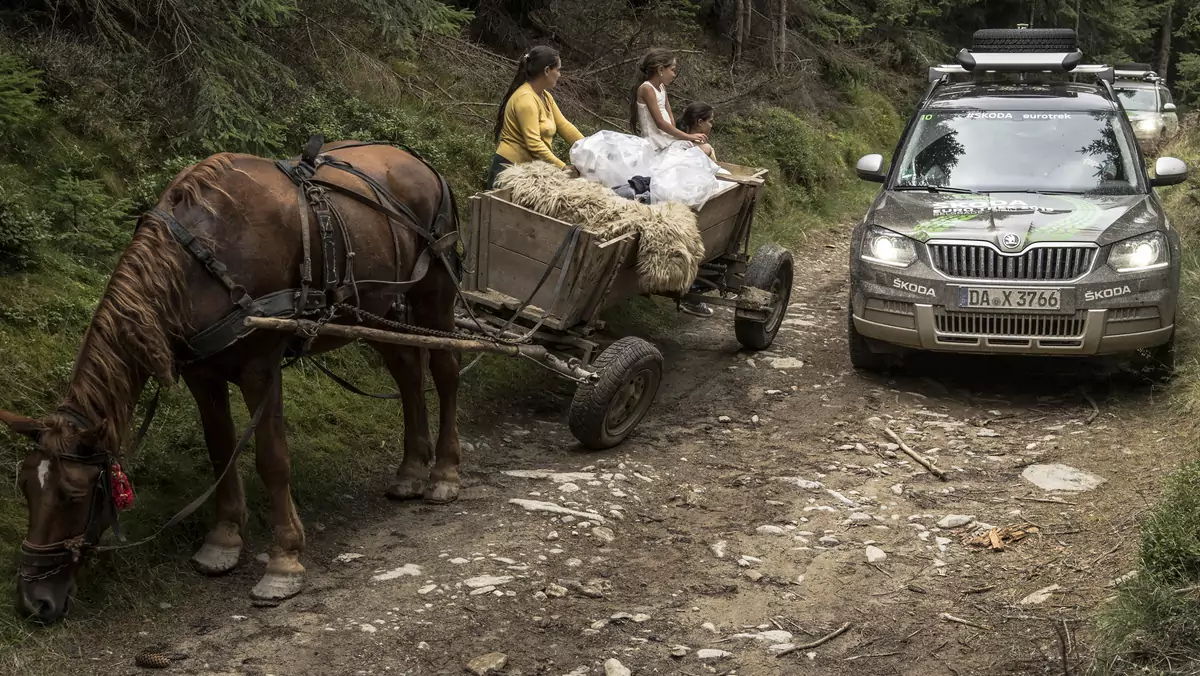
[
  {"left": 771, "top": 0, "right": 787, "bottom": 72},
  {"left": 1158, "top": 1, "right": 1173, "bottom": 78},
  {"left": 741, "top": 0, "right": 752, "bottom": 59},
  {"left": 733, "top": 0, "right": 744, "bottom": 63}
]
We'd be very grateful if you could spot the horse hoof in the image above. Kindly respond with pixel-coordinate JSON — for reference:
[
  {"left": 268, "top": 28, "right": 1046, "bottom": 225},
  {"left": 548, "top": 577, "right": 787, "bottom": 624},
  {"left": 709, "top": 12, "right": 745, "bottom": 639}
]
[
  {"left": 251, "top": 573, "right": 304, "bottom": 602},
  {"left": 424, "top": 481, "right": 459, "bottom": 504},
  {"left": 386, "top": 478, "right": 426, "bottom": 501},
  {"left": 191, "top": 544, "right": 242, "bottom": 576}
]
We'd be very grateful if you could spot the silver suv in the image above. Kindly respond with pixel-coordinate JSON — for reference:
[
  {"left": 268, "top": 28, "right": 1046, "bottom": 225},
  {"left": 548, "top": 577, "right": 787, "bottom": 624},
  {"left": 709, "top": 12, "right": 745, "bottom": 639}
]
[
  {"left": 1113, "top": 65, "right": 1180, "bottom": 151},
  {"left": 848, "top": 29, "right": 1190, "bottom": 378}
]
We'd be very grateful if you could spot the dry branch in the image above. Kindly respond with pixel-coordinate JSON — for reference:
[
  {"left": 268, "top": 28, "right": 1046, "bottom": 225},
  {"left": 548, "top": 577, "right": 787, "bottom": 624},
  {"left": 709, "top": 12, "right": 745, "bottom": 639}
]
[
  {"left": 884, "top": 428, "right": 948, "bottom": 481},
  {"left": 775, "top": 622, "right": 853, "bottom": 657}
]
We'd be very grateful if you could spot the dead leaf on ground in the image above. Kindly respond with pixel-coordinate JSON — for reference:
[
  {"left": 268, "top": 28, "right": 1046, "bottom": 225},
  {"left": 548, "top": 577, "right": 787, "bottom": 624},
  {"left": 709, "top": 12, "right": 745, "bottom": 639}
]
[{"left": 961, "top": 522, "right": 1040, "bottom": 551}]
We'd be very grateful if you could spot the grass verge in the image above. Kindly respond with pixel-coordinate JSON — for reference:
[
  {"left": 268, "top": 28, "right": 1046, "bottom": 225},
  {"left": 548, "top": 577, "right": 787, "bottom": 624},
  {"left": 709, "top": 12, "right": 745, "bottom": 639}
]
[{"left": 1093, "top": 117, "right": 1200, "bottom": 675}]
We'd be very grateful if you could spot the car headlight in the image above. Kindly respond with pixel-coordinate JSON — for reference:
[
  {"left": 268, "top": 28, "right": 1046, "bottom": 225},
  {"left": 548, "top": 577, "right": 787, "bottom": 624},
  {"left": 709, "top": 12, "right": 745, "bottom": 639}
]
[
  {"left": 862, "top": 226, "right": 917, "bottom": 268},
  {"left": 1109, "top": 232, "right": 1168, "bottom": 273},
  {"left": 1135, "top": 118, "right": 1158, "bottom": 132}
]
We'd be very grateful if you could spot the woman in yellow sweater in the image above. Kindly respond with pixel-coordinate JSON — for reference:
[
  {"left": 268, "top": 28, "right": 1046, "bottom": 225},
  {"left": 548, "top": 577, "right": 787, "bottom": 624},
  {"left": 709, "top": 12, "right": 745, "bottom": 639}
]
[{"left": 488, "top": 46, "right": 584, "bottom": 189}]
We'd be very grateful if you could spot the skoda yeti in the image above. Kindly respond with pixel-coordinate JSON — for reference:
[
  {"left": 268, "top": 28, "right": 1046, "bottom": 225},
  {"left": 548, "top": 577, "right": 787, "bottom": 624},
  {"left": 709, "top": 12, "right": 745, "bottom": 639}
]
[{"left": 848, "top": 29, "right": 1190, "bottom": 375}]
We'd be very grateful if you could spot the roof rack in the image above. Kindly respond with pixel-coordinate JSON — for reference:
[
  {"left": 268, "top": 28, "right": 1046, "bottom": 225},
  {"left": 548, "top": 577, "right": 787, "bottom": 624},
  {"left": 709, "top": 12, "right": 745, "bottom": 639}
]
[
  {"left": 1113, "top": 69, "right": 1163, "bottom": 83},
  {"left": 928, "top": 48, "right": 1113, "bottom": 83}
]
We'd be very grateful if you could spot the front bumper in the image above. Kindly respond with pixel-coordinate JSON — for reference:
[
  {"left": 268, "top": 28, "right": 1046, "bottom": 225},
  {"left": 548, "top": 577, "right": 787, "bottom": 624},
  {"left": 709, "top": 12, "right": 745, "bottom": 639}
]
[
  {"left": 853, "top": 305, "right": 1172, "bottom": 355},
  {"left": 850, "top": 252, "right": 1178, "bottom": 357}
]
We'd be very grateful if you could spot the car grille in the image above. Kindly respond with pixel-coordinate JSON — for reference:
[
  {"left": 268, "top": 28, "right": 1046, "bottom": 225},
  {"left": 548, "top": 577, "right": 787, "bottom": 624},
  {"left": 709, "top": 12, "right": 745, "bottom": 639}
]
[
  {"left": 935, "top": 310, "right": 1087, "bottom": 338},
  {"left": 929, "top": 244, "right": 1094, "bottom": 280}
]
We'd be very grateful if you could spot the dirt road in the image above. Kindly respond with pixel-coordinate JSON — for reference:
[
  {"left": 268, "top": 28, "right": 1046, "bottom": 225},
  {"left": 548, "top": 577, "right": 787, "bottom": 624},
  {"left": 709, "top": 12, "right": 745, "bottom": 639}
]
[{"left": 47, "top": 235, "right": 1187, "bottom": 676}]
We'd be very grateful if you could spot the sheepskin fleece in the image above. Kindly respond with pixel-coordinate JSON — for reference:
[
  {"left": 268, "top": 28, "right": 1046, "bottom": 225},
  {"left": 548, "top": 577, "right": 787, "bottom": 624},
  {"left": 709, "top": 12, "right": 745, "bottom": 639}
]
[{"left": 496, "top": 161, "right": 706, "bottom": 295}]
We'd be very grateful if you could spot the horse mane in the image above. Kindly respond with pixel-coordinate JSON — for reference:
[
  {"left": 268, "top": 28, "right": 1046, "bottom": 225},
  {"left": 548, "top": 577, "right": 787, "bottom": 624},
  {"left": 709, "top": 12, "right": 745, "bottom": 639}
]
[{"left": 45, "top": 154, "right": 242, "bottom": 457}]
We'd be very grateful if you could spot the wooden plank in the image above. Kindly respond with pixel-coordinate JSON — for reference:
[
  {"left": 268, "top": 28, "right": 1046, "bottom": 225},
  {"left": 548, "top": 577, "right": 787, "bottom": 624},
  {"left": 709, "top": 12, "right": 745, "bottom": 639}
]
[
  {"left": 485, "top": 198, "right": 584, "bottom": 265},
  {"left": 464, "top": 194, "right": 482, "bottom": 291},
  {"left": 487, "top": 245, "right": 575, "bottom": 320},
  {"left": 478, "top": 193, "right": 492, "bottom": 291},
  {"left": 697, "top": 185, "right": 746, "bottom": 232}
]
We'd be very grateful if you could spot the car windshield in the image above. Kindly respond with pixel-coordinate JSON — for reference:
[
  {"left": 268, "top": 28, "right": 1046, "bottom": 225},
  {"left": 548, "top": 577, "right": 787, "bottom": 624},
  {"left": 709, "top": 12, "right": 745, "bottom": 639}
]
[
  {"left": 1115, "top": 87, "right": 1158, "bottom": 112},
  {"left": 893, "top": 110, "right": 1143, "bottom": 195}
]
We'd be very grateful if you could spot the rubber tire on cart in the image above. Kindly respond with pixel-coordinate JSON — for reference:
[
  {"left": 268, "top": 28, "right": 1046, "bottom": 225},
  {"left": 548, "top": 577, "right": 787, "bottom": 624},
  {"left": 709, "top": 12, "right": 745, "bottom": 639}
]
[
  {"left": 847, "top": 304, "right": 899, "bottom": 373},
  {"left": 971, "top": 28, "right": 1077, "bottom": 53},
  {"left": 735, "top": 244, "right": 794, "bottom": 350},
  {"left": 569, "top": 337, "right": 664, "bottom": 450}
]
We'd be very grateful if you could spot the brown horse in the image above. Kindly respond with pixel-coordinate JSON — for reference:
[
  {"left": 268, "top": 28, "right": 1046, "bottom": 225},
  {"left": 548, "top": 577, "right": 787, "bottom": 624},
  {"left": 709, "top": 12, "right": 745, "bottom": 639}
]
[{"left": 0, "top": 141, "right": 463, "bottom": 624}]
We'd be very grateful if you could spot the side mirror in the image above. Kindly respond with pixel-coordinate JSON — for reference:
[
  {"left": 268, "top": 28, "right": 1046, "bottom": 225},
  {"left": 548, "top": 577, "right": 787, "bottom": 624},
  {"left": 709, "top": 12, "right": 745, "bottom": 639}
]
[
  {"left": 856, "top": 154, "right": 886, "bottom": 183},
  {"left": 1150, "top": 157, "right": 1189, "bottom": 187},
  {"left": 1163, "top": 102, "right": 1177, "bottom": 112}
]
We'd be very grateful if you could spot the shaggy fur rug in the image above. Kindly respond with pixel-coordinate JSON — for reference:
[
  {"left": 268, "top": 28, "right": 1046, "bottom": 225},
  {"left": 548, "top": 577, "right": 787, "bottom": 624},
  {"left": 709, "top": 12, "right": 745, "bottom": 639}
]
[{"left": 495, "top": 161, "right": 706, "bottom": 295}]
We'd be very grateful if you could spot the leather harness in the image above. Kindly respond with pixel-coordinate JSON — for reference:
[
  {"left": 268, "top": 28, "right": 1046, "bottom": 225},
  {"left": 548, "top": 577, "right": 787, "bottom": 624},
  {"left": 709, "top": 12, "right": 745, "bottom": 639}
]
[{"left": 164, "top": 136, "right": 461, "bottom": 364}]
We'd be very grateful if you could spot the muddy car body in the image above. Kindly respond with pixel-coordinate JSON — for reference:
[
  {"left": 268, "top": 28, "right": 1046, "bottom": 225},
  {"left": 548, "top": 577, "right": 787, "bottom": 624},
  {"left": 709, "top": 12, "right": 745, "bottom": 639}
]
[{"left": 848, "top": 29, "right": 1190, "bottom": 374}]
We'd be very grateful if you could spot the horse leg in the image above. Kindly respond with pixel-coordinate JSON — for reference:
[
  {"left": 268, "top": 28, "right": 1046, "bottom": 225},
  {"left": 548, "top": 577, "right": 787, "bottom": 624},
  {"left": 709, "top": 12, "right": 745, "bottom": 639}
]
[
  {"left": 412, "top": 283, "right": 462, "bottom": 504},
  {"left": 239, "top": 360, "right": 306, "bottom": 601},
  {"left": 185, "top": 372, "right": 248, "bottom": 575},
  {"left": 374, "top": 344, "right": 434, "bottom": 500}
]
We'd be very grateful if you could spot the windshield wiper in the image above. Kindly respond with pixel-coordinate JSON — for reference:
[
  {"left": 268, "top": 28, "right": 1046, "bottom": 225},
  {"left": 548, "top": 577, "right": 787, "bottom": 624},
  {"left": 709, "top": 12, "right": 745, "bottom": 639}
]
[
  {"left": 892, "top": 185, "right": 977, "bottom": 194},
  {"left": 1003, "top": 189, "right": 1086, "bottom": 195}
]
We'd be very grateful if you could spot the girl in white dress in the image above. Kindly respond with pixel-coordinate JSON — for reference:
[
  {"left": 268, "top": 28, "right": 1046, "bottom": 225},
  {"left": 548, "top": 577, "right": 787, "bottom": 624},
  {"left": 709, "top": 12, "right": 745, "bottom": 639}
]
[
  {"left": 629, "top": 48, "right": 714, "bottom": 317},
  {"left": 629, "top": 48, "right": 708, "bottom": 151}
]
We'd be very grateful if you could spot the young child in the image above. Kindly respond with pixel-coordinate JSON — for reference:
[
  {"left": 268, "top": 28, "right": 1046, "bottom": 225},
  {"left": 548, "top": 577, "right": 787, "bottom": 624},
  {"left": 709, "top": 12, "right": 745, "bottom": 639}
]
[
  {"left": 629, "top": 48, "right": 708, "bottom": 152},
  {"left": 677, "top": 101, "right": 716, "bottom": 161}
]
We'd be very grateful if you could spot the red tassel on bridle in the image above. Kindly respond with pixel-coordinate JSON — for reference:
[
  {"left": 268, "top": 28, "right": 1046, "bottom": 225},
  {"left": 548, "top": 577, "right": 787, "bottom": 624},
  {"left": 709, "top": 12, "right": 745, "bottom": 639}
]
[{"left": 110, "top": 464, "right": 134, "bottom": 511}]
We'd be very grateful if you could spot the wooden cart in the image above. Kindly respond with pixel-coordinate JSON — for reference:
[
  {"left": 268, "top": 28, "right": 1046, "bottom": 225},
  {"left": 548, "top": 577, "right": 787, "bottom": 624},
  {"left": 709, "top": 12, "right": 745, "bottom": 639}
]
[{"left": 455, "top": 162, "right": 794, "bottom": 449}]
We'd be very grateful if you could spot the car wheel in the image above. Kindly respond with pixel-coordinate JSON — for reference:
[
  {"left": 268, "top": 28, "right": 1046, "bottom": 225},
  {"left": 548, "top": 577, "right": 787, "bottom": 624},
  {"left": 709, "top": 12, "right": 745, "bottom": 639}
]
[
  {"left": 1132, "top": 331, "right": 1175, "bottom": 383},
  {"left": 847, "top": 304, "right": 899, "bottom": 373}
]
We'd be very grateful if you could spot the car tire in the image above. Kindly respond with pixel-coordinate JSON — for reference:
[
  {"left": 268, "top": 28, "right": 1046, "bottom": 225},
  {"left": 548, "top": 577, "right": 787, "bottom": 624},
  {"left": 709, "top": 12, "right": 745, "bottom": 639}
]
[
  {"left": 847, "top": 305, "right": 898, "bottom": 373},
  {"left": 971, "top": 28, "right": 1077, "bottom": 53},
  {"left": 1136, "top": 332, "right": 1176, "bottom": 383}
]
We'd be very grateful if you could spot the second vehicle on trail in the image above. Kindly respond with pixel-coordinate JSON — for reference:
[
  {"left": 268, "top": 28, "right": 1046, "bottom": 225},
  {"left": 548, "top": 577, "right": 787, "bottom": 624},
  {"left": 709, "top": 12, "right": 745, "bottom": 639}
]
[
  {"left": 848, "top": 28, "right": 1189, "bottom": 377},
  {"left": 1112, "top": 63, "right": 1180, "bottom": 152}
]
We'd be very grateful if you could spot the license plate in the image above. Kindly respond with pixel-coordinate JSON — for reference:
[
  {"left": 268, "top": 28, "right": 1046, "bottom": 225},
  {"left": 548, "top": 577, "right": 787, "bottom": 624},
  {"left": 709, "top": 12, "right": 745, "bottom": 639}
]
[{"left": 959, "top": 287, "right": 1061, "bottom": 310}]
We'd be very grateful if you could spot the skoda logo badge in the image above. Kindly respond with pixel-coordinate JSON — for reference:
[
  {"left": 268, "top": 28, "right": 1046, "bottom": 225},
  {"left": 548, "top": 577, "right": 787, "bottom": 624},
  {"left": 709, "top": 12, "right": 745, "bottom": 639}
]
[{"left": 1001, "top": 233, "right": 1022, "bottom": 251}]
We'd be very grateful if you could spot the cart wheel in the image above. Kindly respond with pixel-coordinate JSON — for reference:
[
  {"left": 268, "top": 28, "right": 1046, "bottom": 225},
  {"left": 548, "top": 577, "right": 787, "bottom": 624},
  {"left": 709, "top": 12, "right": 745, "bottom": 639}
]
[
  {"left": 735, "top": 244, "right": 794, "bottom": 350},
  {"left": 569, "top": 337, "right": 663, "bottom": 450}
]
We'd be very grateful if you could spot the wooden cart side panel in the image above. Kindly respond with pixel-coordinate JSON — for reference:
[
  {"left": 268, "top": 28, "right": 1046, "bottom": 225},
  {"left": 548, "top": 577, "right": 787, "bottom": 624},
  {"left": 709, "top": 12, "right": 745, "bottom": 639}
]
[
  {"left": 697, "top": 184, "right": 750, "bottom": 260},
  {"left": 485, "top": 198, "right": 584, "bottom": 266}
]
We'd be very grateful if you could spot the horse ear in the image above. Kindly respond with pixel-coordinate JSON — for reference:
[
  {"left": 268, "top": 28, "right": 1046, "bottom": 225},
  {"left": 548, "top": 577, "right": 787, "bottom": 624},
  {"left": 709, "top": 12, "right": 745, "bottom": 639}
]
[{"left": 0, "top": 410, "right": 45, "bottom": 440}]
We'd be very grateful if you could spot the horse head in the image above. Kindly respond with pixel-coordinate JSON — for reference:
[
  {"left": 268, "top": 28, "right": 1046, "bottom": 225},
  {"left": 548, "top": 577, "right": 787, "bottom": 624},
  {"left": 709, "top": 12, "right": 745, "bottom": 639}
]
[{"left": 2, "top": 408, "right": 121, "bottom": 625}]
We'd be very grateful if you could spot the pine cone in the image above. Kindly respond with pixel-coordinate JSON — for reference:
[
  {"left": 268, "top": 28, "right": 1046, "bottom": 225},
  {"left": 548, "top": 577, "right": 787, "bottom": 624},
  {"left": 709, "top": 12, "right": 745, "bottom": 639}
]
[{"left": 134, "top": 650, "right": 171, "bottom": 669}]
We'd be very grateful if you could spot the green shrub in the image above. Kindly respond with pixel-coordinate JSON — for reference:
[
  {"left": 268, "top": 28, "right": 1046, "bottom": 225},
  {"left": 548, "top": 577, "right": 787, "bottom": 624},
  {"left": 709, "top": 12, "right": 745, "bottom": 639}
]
[{"left": 0, "top": 51, "right": 41, "bottom": 134}]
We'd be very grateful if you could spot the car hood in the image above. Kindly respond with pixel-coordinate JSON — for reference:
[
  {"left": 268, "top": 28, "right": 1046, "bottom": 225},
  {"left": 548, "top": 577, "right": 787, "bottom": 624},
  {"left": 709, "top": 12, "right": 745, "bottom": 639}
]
[{"left": 868, "top": 191, "right": 1162, "bottom": 248}]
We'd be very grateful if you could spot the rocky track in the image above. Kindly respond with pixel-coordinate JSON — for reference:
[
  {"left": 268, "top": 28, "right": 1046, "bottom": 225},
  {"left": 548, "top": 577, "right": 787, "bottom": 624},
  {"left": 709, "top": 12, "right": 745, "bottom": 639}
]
[{"left": 49, "top": 235, "right": 1186, "bottom": 676}]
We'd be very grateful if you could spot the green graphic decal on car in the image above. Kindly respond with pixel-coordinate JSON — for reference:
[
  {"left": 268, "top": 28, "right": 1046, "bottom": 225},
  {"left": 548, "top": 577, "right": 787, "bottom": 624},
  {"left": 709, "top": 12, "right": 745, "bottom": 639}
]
[
  {"left": 1028, "top": 196, "right": 1104, "bottom": 241},
  {"left": 910, "top": 214, "right": 979, "bottom": 241}
]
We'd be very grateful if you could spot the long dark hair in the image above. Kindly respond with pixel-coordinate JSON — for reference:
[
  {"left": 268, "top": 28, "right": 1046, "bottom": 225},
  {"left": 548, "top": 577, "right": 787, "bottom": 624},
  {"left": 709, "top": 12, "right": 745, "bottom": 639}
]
[
  {"left": 628, "top": 48, "right": 676, "bottom": 134},
  {"left": 677, "top": 101, "right": 713, "bottom": 133},
  {"left": 494, "top": 46, "right": 561, "bottom": 143}
]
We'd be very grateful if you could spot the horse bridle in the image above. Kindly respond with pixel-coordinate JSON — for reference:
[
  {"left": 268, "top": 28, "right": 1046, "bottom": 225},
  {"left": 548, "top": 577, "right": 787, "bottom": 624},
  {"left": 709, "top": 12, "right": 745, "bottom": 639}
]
[{"left": 18, "top": 405, "right": 121, "bottom": 583}]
